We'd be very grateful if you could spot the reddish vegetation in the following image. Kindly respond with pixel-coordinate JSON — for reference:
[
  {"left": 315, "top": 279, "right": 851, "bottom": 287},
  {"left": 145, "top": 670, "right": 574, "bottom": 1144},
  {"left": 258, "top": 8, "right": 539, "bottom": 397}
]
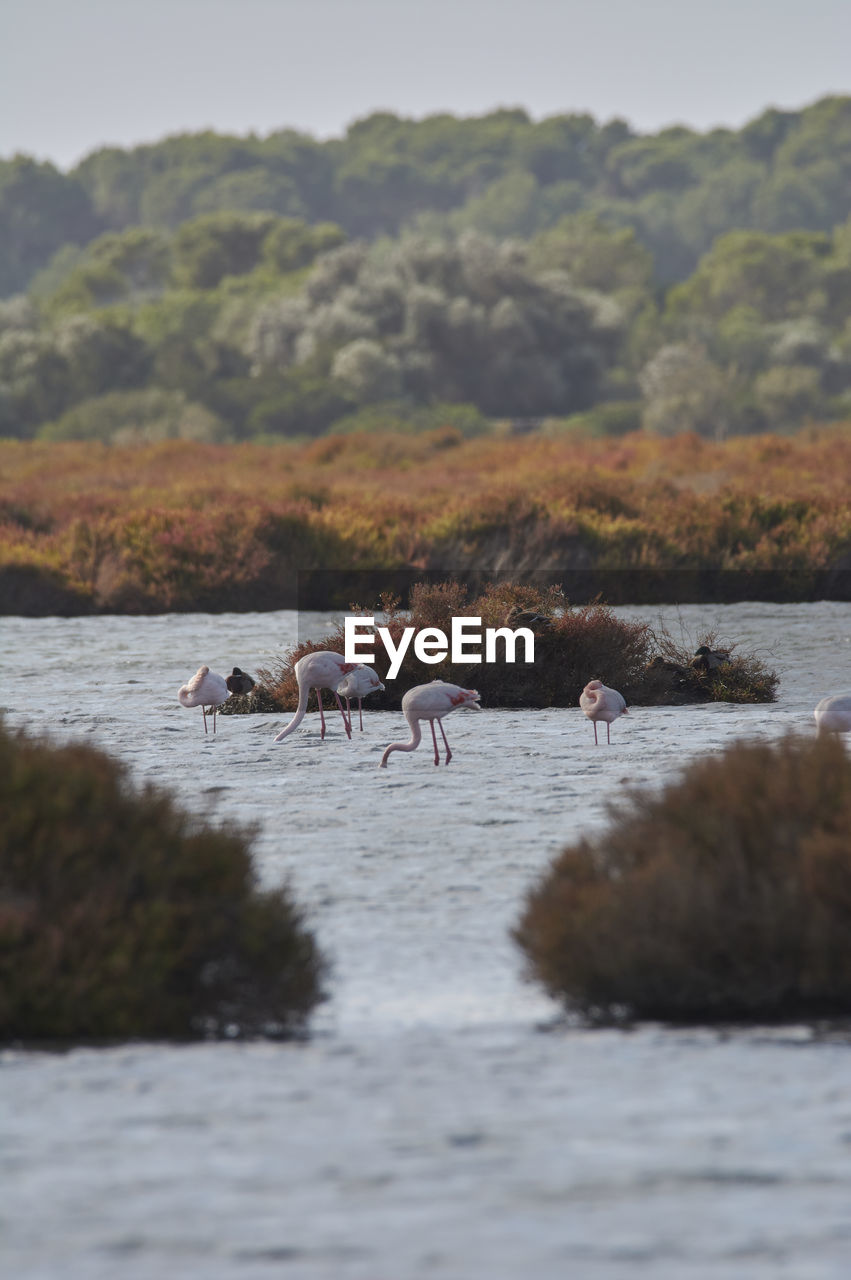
[{"left": 1, "top": 429, "right": 849, "bottom": 613}]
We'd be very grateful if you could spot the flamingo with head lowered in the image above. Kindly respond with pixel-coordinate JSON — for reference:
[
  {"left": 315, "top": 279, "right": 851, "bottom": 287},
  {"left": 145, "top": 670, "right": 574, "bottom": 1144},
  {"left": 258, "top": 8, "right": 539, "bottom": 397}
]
[
  {"left": 579, "top": 678, "right": 628, "bottom": 744},
  {"left": 273, "top": 651, "right": 359, "bottom": 742},
  {"left": 178, "top": 665, "right": 229, "bottom": 734},
  {"left": 336, "top": 665, "right": 385, "bottom": 731},
  {"left": 379, "top": 680, "right": 481, "bottom": 768},
  {"left": 814, "top": 694, "right": 851, "bottom": 737}
]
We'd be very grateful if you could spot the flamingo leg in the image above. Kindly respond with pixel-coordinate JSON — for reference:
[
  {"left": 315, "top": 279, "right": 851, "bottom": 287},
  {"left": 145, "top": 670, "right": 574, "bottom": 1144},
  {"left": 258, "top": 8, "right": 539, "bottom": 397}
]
[
  {"left": 437, "top": 718, "right": 452, "bottom": 765},
  {"left": 358, "top": 698, "right": 364, "bottom": 732},
  {"left": 334, "top": 691, "right": 352, "bottom": 739},
  {"left": 429, "top": 719, "right": 440, "bottom": 765},
  {"left": 607, "top": 721, "right": 611, "bottom": 744},
  {"left": 593, "top": 720, "right": 598, "bottom": 745},
  {"left": 317, "top": 689, "right": 327, "bottom": 740},
  {"left": 202, "top": 705, "right": 209, "bottom": 735}
]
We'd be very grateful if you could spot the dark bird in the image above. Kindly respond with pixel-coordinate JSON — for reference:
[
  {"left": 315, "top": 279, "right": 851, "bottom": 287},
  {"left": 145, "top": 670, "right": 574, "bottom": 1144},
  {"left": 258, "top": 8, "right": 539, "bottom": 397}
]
[
  {"left": 690, "top": 645, "right": 731, "bottom": 673},
  {"left": 503, "top": 605, "right": 553, "bottom": 632},
  {"left": 226, "top": 666, "right": 256, "bottom": 695}
]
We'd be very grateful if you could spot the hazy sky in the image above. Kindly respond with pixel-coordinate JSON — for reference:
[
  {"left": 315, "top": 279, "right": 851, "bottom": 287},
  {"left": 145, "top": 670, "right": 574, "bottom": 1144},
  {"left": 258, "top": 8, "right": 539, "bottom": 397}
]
[{"left": 3, "top": 0, "right": 850, "bottom": 168}]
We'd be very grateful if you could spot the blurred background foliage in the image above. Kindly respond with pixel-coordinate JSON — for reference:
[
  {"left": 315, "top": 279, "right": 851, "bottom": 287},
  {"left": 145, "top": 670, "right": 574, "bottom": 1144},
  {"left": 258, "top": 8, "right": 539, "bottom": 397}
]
[{"left": 2, "top": 97, "right": 851, "bottom": 443}]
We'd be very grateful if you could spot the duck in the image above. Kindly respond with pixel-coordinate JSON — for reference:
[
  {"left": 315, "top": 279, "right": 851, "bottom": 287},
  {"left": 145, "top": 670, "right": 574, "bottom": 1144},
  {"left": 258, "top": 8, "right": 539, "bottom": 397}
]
[
  {"left": 503, "top": 605, "right": 553, "bottom": 632},
  {"left": 690, "top": 645, "right": 731, "bottom": 673},
  {"left": 226, "top": 667, "right": 256, "bottom": 695}
]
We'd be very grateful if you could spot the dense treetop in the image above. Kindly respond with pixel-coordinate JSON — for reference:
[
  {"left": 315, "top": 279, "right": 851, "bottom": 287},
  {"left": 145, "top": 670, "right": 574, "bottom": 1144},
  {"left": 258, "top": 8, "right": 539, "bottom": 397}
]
[{"left": 0, "top": 98, "right": 849, "bottom": 441}]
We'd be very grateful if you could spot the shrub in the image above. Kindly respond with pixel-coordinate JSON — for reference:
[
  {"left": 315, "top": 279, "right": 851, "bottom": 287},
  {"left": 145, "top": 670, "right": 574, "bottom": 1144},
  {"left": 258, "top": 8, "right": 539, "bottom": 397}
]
[
  {"left": 250, "top": 580, "right": 655, "bottom": 711},
  {"left": 240, "top": 579, "right": 777, "bottom": 713},
  {"left": 0, "top": 720, "right": 326, "bottom": 1042},
  {"left": 39, "top": 388, "right": 229, "bottom": 444},
  {"left": 515, "top": 733, "right": 851, "bottom": 1024},
  {"left": 640, "top": 626, "right": 780, "bottom": 704}
]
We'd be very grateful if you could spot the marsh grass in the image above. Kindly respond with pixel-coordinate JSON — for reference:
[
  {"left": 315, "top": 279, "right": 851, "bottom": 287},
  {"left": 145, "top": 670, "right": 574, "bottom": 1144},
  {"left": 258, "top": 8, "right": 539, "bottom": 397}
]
[
  {"left": 0, "top": 720, "right": 326, "bottom": 1043},
  {"left": 515, "top": 733, "right": 851, "bottom": 1024},
  {"left": 1, "top": 431, "right": 850, "bottom": 613}
]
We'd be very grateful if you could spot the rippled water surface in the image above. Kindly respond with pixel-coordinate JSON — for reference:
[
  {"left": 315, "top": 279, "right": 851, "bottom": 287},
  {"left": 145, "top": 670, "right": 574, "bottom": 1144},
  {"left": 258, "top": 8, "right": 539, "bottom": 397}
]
[{"left": 2, "top": 602, "right": 851, "bottom": 1279}]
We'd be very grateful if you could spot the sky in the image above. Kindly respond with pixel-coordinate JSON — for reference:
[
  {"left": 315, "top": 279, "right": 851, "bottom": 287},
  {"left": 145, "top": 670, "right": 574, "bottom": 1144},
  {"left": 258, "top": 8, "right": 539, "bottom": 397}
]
[{"left": 3, "top": 0, "right": 851, "bottom": 169}]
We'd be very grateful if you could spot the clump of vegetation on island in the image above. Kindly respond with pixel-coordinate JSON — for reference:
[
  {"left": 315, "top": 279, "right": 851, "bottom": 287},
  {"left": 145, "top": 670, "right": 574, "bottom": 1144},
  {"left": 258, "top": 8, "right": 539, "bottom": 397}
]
[
  {"left": 223, "top": 579, "right": 777, "bottom": 713},
  {"left": 640, "top": 627, "right": 779, "bottom": 705},
  {"left": 514, "top": 733, "right": 851, "bottom": 1024},
  {"left": 0, "top": 720, "right": 326, "bottom": 1043}
]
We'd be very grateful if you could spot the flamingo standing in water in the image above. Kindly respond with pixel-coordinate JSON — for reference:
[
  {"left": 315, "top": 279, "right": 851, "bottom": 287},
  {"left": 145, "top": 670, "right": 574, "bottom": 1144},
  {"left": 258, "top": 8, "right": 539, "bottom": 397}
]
[
  {"left": 814, "top": 694, "right": 851, "bottom": 736},
  {"left": 336, "top": 665, "right": 385, "bottom": 731},
  {"left": 379, "top": 680, "right": 481, "bottom": 768},
  {"left": 273, "top": 651, "right": 358, "bottom": 742},
  {"left": 579, "top": 679, "right": 628, "bottom": 744},
  {"left": 178, "top": 665, "right": 229, "bottom": 734}
]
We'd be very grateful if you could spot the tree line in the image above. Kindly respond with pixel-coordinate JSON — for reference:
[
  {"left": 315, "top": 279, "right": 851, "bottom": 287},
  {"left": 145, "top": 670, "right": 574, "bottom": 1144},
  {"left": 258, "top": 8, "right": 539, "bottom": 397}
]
[
  {"left": 3, "top": 96, "right": 850, "bottom": 297},
  {"left": 1, "top": 96, "right": 850, "bottom": 442}
]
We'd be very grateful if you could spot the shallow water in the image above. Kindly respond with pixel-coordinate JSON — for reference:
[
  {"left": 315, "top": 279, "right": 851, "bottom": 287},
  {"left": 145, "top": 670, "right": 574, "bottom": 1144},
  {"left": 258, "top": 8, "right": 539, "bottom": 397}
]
[{"left": 2, "top": 601, "right": 851, "bottom": 1279}]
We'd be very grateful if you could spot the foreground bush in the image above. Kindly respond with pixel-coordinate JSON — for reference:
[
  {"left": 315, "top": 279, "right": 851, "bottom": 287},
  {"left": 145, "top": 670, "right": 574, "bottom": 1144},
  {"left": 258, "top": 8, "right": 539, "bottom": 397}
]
[
  {"left": 228, "top": 580, "right": 777, "bottom": 713},
  {"left": 515, "top": 733, "right": 851, "bottom": 1023},
  {"left": 0, "top": 721, "right": 325, "bottom": 1042}
]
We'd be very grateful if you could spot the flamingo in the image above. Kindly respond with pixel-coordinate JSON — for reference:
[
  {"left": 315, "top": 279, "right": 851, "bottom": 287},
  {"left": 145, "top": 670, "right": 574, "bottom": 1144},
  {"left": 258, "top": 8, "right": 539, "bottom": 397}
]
[
  {"left": 379, "top": 680, "right": 481, "bottom": 768},
  {"left": 273, "top": 651, "right": 358, "bottom": 742},
  {"left": 226, "top": 667, "right": 256, "bottom": 695},
  {"left": 814, "top": 694, "right": 851, "bottom": 737},
  {"left": 579, "top": 678, "right": 628, "bottom": 744},
  {"left": 178, "top": 665, "right": 229, "bottom": 734},
  {"left": 336, "top": 665, "right": 385, "bottom": 731}
]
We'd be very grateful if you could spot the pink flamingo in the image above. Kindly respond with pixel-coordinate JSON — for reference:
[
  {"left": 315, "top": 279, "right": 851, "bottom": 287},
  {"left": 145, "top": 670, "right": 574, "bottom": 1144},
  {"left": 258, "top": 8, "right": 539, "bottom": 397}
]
[
  {"left": 579, "top": 678, "right": 628, "bottom": 744},
  {"left": 814, "top": 694, "right": 851, "bottom": 736},
  {"left": 336, "top": 665, "right": 385, "bottom": 731},
  {"left": 273, "top": 651, "right": 359, "bottom": 742},
  {"left": 178, "top": 665, "right": 229, "bottom": 734},
  {"left": 379, "top": 680, "right": 481, "bottom": 768}
]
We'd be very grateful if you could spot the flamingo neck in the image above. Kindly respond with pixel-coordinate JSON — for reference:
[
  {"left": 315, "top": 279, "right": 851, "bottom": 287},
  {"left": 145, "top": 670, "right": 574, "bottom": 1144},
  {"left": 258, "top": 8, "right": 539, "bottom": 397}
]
[
  {"left": 273, "top": 674, "right": 311, "bottom": 741},
  {"left": 379, "top": 717, "right": 422, "bottom": 767}
]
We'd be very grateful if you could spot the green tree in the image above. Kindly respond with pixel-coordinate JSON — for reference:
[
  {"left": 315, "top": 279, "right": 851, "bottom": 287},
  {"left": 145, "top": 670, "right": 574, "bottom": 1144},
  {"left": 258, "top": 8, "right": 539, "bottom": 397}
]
[
  {"left": 0, "top": 157, "right": 100, "bottom": 296},
  {"left": 172, "top": 211, "right": 280, "bottom": 288}
]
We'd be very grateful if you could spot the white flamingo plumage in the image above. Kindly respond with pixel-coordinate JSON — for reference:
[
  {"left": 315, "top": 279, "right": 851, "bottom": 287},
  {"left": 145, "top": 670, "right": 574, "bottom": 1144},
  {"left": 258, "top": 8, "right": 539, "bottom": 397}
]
[
  {"left": 336, "top": 665, "right": 385, "bottom": 731},
  {"left": 178, "top": 665, "right": 229, "bottom": 734},
  {"left": 814, "top": 694, "right": 851, "bottom": 736},
  {"left": 579, "top": 678, "right": 628, "bottom": 744},
  {"left": 273, "top": 651, "right": 359, "bottom": 742},
  {"left": 379, "top": 680, "right": 481, "bottom": 768}
]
